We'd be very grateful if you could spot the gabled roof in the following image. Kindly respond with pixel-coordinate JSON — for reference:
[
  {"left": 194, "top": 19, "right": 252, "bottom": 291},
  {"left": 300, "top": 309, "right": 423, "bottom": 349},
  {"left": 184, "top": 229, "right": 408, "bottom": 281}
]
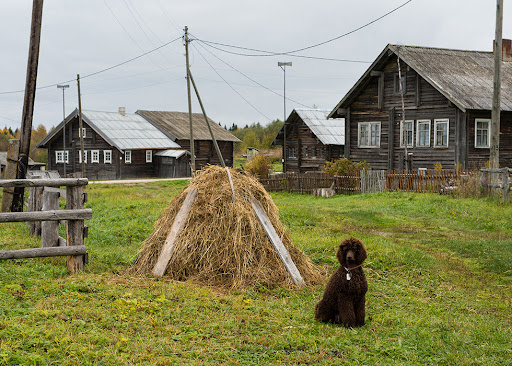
[
  {"left": 136, "top": 110, "right": 241, "bottom": 142},
  {"left": 36, "top": 109, "right": 180, "bottom": 151},
  {"left": 328, "top": 44, "right": 512, "bottom": 118},
  {"left": 274, "top": 108, "right": 345, "bottom": 146}
]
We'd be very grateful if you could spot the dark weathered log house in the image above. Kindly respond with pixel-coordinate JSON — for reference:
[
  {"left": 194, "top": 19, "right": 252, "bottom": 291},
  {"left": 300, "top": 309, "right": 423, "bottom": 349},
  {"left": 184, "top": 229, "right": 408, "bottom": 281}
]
[
  {"left": 272, "top": 108, "right": 345, "bottom": 173},
  {"left": 329, "top": 43, "right": 512, "bottom": 170}
]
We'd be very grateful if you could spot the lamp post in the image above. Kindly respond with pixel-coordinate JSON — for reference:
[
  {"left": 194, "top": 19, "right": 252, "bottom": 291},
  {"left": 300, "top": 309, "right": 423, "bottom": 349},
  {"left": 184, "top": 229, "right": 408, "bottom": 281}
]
[
  {"left": 278, "top": 62, "right": 292, "bottom": 173},
  {"left": 57, "top": 84, "right": 69, "bottom": 176}
]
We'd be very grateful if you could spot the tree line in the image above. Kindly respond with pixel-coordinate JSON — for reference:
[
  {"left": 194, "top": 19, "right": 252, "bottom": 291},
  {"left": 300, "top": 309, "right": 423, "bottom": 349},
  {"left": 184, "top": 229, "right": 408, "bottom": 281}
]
[
  {"left": 223, "top": 119, "right": 283, "bottom": 154},
  {"left": 1, "top": 125, "right": 50, "bottom": 163}
]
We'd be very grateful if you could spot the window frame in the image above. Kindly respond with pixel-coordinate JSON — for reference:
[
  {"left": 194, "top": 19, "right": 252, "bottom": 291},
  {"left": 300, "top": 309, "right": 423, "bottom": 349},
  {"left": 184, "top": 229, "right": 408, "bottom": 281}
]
[
  {"left": 79, "top": 128, "right": 86, "bottom": 138},
  {"left": 394, "top": 73, "right": 407, "bottom": 95},
  {"left": 145, "top": 150, "right": 153, "bottom": 163},
  {"left": 55, "top": 150, "right": 69, "bottom": 164},
  {"left": 91, "top": 150, "right": 100, "bottom": 163},
  {"left": 288, "top": 146, "right": 297, "bottom": 158},
  {"left": 416, "top": 119, "right": 431, "bottom": 147},
  {"left": 358, "top": 122, "right": 381, "bottom": 148},
  {"left": 434, "top": 119, "right": 449, "bottom": 148},
  {"left": 399, "top": 120, "right": 415, "bottom": 148},
  {"left": 475, "top": 118, "right": 491, "bottom": 148},
  {"left": 125, "top": 150, "right": 132, "bottom": 164},
  {"left": 78, "top": 150, "right": 87, "bottom": 164},
  {"left": 104, "top": 150, "right": 112, "bottom": 164}
]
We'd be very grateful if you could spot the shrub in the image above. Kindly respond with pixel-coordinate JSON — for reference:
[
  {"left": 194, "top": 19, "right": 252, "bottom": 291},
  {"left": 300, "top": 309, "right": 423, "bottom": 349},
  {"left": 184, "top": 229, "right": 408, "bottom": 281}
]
[
  {"left": 323, "top": 158, "right": 369, "bottom": 176},
  {"left": 245, "top": 154, "right": 272, "bottom": 178}
]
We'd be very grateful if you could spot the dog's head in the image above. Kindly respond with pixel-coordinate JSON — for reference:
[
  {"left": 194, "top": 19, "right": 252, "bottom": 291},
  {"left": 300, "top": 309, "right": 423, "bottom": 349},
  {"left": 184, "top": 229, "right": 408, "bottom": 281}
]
[{"left": 336, "top": 237, "right": 367, "bottom": 267}]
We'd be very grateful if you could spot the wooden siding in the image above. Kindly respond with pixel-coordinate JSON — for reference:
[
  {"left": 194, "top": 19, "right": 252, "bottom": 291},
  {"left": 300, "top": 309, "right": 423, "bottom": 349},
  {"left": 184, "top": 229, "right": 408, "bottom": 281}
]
[
  {"left": 176, "top": 139, "right": 234, "bottom": 170},
  {"left": 282, "top": 118, "right": 341, "bottom": 173}
]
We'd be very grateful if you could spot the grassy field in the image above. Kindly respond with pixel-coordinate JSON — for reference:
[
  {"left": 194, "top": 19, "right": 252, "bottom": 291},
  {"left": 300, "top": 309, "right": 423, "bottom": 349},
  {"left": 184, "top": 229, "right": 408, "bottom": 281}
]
[{"left": 0, "top": 181, "right": 511, "bottom": 365}]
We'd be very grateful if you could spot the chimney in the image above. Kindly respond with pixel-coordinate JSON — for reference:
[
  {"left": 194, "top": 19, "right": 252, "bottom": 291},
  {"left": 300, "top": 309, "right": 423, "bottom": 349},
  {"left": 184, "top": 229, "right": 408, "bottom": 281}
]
[
  {"left": 493, "top": 39, "right": 512, "bottom": 61},
  {"left": 118, "top": 107, "right": 126, "bottom": 116}
]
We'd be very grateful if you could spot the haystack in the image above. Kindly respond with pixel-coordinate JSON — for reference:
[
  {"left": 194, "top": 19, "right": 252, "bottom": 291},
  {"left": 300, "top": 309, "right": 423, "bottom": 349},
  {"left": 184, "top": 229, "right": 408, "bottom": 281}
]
[{"left": 128, "top": 165, "right": 321, "bottom": 289}]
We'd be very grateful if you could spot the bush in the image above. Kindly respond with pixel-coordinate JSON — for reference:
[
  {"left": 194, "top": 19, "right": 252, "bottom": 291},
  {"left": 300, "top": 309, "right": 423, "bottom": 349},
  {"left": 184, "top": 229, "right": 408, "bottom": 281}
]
[
  {"left": 323, "top": 158, "right": 369, "bottom": 176},
  {"left": 245, "top": 154, "right": 272, "bottom": 178}
]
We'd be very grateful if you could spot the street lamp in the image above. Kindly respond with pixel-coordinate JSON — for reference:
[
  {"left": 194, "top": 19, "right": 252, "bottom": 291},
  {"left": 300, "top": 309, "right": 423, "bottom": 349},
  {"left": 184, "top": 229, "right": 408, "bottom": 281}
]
[
  {"left": 278, "top": 62, "right": 292, "bottom": 173},
  {"left": 57, "top": 84, "right": 69, "bottom": 176}
]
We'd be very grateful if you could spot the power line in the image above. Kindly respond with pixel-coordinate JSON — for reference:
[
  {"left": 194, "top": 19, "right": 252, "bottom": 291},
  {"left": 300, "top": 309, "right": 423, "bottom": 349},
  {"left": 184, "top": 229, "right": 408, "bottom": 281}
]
[
  {"left": 194, "top": 40, "right": 311, "bottom": 108},
  {"left": 191, "top": 43, "right": 272, "bottom": 122},
  {"left": 0, "top": 36, "right": 182, "bottom": 95},
  {"left": 194, "top": 0, "right": 414, "bottom": 57}
]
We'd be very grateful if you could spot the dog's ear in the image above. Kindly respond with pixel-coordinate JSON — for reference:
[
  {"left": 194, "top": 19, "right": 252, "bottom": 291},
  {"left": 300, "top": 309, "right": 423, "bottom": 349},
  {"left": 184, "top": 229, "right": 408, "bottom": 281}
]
[
  {"left": 336, "top": 239, "right": 349, "bottom": 264},
  {"left": 355, "top": 239, "right": 367, "bottom": 264}
]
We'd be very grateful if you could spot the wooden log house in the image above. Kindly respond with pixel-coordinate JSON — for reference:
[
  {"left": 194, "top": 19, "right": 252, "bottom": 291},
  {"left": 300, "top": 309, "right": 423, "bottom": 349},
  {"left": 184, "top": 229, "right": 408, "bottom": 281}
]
[
  {"left": 272, "top": 108, "right": 345, "bottom": 173},
  {"left": 328, "top": 42, "right": 512, "bottom": 170},
  {"left": 136, "top": 110, "right": 241, "bottom": 170},
  {"left": 36, "top": 108, "right": 186, "bottom": 179}
]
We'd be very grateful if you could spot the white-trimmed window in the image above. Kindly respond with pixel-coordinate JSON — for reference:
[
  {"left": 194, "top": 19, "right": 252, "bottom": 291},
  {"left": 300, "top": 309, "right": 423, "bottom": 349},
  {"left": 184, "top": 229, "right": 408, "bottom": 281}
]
[
  {"left": 358, "top": 122, "right": 381, "bottom": 148},
  {"left": 146, "top": 150, "right": 152, "bottom": 163},
  {"left": 400, "top": 120, "right": 414, "bottom": 148},
  {"left": 91, "top": 150, "right": 100, "bottom": 163},
  {"left": 434, "top": 119, "right": 449, "bottom": 147},
  {"left": 416, "top": 120, "right": 431, "bottom": 147},
  {"left": 55, "top": 150, "right": 69, "bottom": 164},
  {"left": 78, "top": 150, "right": 87, "bottom": 164},
  {"left": 475, "top": 118, "right": 490, "bottom": 148},
  {"left": 79, "top": 128, "right": 86, "bottom": 138},
  {"left": 125, "top": 150, "right": 132, "bottom": 164},
  {"left": 104, "top": 150, "right": 112, "bottom": 164},
  {"left": 288, "top": 146, "right": 297, "bottom": 158}
]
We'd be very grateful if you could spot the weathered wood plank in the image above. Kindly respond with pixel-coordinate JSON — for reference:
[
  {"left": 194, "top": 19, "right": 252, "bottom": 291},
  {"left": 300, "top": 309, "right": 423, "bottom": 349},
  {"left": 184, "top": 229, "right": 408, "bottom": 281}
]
[
  {"left": 66, "top": 174, "right": 86, "bottom": 273},
  {"left": 0, "top": 178, "right": 88, "bottom": 188},
  {"left": 152, "top": 188, "right": 198, "bottom": 277},
  {"left": 1, "top": 139, "right": 20, "bottom": 212},
  {"left": 41, "top": 191, "right": 60, "bottom": 247},
  {"left": 0, "top": 245, "right": 87, "bottom": 260},
  {"left": 0, "top": 209, "right": 92, "bottom": 223},
  {"left": 251, "top": 199, "right": 304, "bottom": 287}
]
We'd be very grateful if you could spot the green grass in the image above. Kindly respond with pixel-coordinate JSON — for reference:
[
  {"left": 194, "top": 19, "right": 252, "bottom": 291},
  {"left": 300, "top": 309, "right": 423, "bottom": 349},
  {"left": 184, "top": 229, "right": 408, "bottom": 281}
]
[{"left": 1, "top": 184, "right": 512, "bottom": 365}]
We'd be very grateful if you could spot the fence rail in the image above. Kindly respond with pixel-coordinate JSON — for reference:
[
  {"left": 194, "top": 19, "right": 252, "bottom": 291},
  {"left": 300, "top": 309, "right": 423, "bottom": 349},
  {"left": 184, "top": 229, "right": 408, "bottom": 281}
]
[{"left": 259, "top": 170, "right": 476, "bottom": 195}]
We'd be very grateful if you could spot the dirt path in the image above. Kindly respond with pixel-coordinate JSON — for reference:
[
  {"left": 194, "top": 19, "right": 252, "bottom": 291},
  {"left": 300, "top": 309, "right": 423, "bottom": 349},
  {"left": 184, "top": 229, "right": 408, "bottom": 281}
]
[{"left": 89, "top": 177, "right": 190, "bottom": 184}]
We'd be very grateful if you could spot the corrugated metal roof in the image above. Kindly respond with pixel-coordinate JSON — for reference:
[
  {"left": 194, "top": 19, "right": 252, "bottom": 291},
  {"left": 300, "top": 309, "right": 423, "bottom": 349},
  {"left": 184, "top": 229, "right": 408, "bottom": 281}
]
[
  {"left": 154, "top": 149, "right": 190, "bottom": 158},
  {"left": 136, "top": 110, "right": 241, "bottom": 142},
  {"left": 83, "top": 110, "right": 180, "bottom": 150},
  {"left": 295, "top": 109, "right": 345, "bottom": 145}
]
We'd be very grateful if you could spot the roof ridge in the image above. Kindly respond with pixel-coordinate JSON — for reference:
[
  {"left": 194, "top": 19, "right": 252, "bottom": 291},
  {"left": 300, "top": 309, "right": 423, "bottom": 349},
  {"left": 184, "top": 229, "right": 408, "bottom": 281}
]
[{"left": 389, "top": 43, "right": 492, "bottom": 55}]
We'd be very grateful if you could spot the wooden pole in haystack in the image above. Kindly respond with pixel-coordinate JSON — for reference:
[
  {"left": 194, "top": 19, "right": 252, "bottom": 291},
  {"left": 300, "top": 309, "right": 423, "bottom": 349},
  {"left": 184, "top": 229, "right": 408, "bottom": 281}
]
[
  {"left": 184, "top": 26, "right": 196, "bottom": 175},
  {"left": 12, "top": 0, "right": 44, "bottom": 212}
]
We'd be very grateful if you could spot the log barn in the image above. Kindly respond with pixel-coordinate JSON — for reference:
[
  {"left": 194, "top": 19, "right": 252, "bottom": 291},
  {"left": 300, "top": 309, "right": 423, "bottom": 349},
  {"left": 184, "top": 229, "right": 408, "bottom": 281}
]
[
  {"left": 328, "top": 42, "right": 512, "bottom": 170},
  {"left": 36, "top": 108, "right": 186, "bottom": 179},
  {"left": 272, "top": 108, "right": 345, "bottom": 173},
  {"left": 136, "top": 110, "right": 240, "bottom": 169}
]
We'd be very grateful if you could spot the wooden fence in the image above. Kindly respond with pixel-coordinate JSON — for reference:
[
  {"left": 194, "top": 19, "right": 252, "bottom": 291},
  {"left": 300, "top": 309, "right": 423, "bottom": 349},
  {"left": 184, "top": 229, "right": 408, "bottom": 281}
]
[
  {"left": 0, "top": 177, "right": 91, "bottom": 273},
  {"left": 259, "top": 170, "right": 475, "bottom": 195}
]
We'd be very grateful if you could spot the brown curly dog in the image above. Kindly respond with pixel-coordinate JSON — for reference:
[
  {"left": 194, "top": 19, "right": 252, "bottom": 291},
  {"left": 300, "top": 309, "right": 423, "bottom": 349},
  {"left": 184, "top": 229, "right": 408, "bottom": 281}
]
[{"left": 314, "top": 237, "right": 368, "bottom": 327}]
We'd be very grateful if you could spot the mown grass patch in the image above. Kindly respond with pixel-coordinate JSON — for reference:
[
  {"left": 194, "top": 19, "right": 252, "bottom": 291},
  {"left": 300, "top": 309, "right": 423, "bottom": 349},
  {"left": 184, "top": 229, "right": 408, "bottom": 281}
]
[{"left": 0, "top": 184, "right": 511, "bottom": 364}]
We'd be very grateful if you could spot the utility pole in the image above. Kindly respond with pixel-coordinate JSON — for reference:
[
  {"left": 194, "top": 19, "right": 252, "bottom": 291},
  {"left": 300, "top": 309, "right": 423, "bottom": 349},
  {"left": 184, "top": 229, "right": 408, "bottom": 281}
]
[
  {"left": 184, "top": 26, "right": 196, "bottom": 174},
  {"left": 490, "top": 0, "right": 503, "bottom": 170},
  {"left": 57, "top": 84, "right": 69, "bottom": 176},
  {"left": 278, "top": 62, "right": 292, "bottom": 173},
  {"left": 12, "top": 0, "right": 44, "bottom": 212},
  {"left": 396, "top": 47, "right": 408, "bottom": 170},
  {"left": 77, "top": 74, "right": 85, "bottom": 177}
]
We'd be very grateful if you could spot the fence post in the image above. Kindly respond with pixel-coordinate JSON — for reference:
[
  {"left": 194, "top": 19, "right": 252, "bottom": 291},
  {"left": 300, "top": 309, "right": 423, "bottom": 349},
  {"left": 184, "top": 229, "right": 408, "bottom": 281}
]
[
  {"left": 502, "top": 168, "right": 510, "bottom": 203},
  {"left": 41, "top": 191, "right": 60, "bottom": 247},
  {"left": 29, "top": 186, "right": 43, "bottom": 236},
  {"left": 66, "top": 173, "right": 85, "bottom": 273}
]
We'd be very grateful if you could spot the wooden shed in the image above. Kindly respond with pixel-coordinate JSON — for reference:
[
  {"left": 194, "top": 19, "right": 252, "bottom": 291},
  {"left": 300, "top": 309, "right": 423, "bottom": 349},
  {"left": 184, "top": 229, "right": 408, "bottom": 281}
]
[
  {"left": 36, "top": 108, "right": 181, "bottom": 180},
  {"left": 154, "top": 149, "right": 191, "bottom": 178},
  {"left": 272, "top": 108, "right": 345, "bottom": 173},
  {"left": 328, "top": 43, "right": 512, "bottom": 170},
  {"left": 137, "top": 110, "right": 241, "bottom": 169}
]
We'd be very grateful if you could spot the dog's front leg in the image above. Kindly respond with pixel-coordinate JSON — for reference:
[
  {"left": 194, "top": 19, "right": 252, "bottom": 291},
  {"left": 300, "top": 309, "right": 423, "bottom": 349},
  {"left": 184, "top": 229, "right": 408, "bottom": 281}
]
[
  {"left": 336, "top": 297, "right": 356, "bottom": 327},
  {"left": 354, "top": 295, "right": 366, "bottom": 327}
]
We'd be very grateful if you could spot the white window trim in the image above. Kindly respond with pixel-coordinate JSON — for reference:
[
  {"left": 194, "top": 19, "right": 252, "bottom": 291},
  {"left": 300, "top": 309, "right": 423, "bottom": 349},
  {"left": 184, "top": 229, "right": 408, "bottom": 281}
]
[
  {"left": 145, "top": 150, "right": 152, "bottom": 163},
  {"left": 416, "top": 120, "right": 431, "bottom": 147},
  {"left": 91, "top": 150, "right": 100, "bottom": 163},
  {"left": 475, "top": 118, "right": 491, "bottom": 148},
  {"left": 434, "top": 119, "right": 449, "bottom": 148},
  {"left": 78, "top": 150, "right": 87, "bottom": 164},
  {"left": 104, "top": 150, "right": 112, "bottom": 164},
  {"left": 79, "top": 128, "right": 86, "bottom": 138},
  {"left": 400, "top": 120, "right": 415, "bottom": 148},
  {"left": 357, "top": 122, "right": 381, "bottom": 148},
  {"left": 55, "top": 150, "right": 69, "bottom": 164},
  {"left": 125, "top": 150, "right": 132, "bottom": 164}
]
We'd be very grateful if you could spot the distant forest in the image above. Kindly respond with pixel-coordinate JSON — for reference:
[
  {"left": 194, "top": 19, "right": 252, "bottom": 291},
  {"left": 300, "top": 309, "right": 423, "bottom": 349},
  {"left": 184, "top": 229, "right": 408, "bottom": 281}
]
[
  {"left": 222, "top": 119, "right": 283, "bottom": 155},
  {"left": 1, "top": 125, "right": 50, "bottom": 163}
]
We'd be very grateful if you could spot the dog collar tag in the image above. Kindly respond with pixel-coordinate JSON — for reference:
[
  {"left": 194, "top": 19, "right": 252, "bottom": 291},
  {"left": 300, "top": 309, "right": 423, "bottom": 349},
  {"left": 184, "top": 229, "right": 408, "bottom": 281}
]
[{"left": 346, "top": 269, "right": 351, "bottom": 281}]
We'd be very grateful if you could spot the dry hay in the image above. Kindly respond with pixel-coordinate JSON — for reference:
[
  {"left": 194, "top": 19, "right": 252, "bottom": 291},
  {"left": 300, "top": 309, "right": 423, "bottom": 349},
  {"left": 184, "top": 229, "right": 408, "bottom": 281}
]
[{"left": 128, "top": 165, "right": 321, "bottom": 289}]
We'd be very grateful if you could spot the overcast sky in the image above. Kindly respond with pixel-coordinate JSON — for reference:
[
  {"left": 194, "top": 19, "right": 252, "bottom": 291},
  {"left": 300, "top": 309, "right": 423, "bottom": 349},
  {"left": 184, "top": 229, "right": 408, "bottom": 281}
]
[{"left": 0, "top": 0, "right": 510, "bottom": 131}]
